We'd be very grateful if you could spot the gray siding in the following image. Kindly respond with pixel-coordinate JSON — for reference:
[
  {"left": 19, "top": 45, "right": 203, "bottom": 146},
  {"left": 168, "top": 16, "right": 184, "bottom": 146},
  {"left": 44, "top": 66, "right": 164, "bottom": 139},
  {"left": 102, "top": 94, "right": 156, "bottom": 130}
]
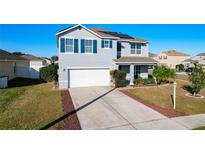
[
  {"left": 120, "top": 42, "right": 149, "bottom": 57},
  {"left": 58, "top": 27, "right": 117, "bottom": 88}
]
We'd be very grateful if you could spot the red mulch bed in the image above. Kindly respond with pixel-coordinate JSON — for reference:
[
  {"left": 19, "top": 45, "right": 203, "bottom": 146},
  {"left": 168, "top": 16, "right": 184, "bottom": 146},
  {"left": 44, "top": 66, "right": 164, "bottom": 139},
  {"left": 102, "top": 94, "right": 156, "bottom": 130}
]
[
  {"left": 120, "top": 90, "right": 186, "bottom": 118},
  {"left": 58, "top": 90, "right": 81, "bottom": 130}
]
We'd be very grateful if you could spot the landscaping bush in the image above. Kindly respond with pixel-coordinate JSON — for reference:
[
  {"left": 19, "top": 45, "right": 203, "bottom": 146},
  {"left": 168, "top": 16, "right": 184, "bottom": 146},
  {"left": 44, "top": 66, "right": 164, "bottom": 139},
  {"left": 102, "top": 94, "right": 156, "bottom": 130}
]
[
  {"left": 176, "top": 64, "right": 185, "bottom": 72},
  {"left": 188, "top": 63, "right": 205, "bottom": 96},
  {"left": 153, "top": 65, "right": 176, "bottom": 84},
  {"left": 134, "top": 77, "right": 155, "bottom": 85},
  {"left": 40, "top": 64, "right": 58, "bottom": 82},
  {"left": 110, "top": 70, "right": 126, "bottom": 88}
]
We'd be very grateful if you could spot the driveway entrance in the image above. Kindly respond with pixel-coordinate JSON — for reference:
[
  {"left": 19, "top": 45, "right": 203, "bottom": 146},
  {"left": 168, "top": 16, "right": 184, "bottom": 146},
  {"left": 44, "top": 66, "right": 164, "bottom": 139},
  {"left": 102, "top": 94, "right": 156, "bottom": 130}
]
[{"left": 69, "top": 86, "right": 187, "bottom": 130}]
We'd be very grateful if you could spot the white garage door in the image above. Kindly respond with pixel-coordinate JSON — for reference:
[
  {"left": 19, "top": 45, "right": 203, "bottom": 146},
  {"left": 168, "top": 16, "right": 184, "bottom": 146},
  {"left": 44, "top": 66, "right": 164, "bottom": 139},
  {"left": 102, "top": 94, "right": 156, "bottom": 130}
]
[{"left": 68, "top": 68, "right": 110, "bottom": 88}]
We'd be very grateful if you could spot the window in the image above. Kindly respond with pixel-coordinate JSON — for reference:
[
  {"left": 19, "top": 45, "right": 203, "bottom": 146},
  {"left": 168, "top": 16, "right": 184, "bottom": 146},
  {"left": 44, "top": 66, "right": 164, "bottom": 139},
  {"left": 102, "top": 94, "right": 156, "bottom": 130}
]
[
  {"left": 65, "top": 38, "right": 73, "bottom": 52},
  {"left": 85, "top": 39, "right": 93, "bottom": 53},
  {"left": 102, "top": 40, "right": 112, "bottom": 48},
  {"left": 131, "top": 43, "right": 141, "bottom": 55},
  {"left": 159, "top": 56, "right": 162, "bottom": 59},
  {"left": 163, "top": 56, "right": 167, "bottom": 59},
  {"left": 104, "top": 40, "right": 109, "bottom": 48}
]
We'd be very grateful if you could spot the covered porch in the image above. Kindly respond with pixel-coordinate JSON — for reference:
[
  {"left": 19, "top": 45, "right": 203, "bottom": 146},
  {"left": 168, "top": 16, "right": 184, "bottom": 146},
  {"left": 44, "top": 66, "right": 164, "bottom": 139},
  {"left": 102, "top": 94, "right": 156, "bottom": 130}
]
[{"left": 114, "top": 57, "right": 157, "bottom": 85}]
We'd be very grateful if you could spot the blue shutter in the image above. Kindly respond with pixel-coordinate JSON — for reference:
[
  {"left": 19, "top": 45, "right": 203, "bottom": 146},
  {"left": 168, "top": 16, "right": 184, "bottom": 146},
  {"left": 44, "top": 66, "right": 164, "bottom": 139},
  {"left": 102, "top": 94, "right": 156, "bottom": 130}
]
[
  {"left": 81, "top": 39, "right": 85, "bottom": 53},
  {"left": 74, "top": 39, "right": 78, "bottom": 53},
  {"left": 60, "top": 38, "right": 65, "bottom": 53},
  {"left": 101, "top": 39, "right": 104, "bottom": 48},
  {"left": 93, "top": 40, "right": 97, "bottom": 54},
  {"left": 109, "top": 40, "right": 113, "bottom": 48}
]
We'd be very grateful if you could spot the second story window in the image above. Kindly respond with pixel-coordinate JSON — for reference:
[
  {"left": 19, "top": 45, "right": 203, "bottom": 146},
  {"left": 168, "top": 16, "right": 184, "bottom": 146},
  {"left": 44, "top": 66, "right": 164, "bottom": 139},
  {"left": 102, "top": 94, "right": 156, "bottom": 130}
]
[
  {"left": 131, "top": 43, "right": 141, "bottom": 55},
  {"left": 163, "top": 55, "right": 167, "bottom": 59},
  {"left": 159, "top": 56, "right": 162, "bottom": 59},
  {"left": 104, "top": 40, "right": 109, "bottom": 48},
  {"left": 85, "top": 39, "right": 93, "bottom": 53},
  {"left": 101, "top": 39, "right": 113, "bottom": 48},
  {"left": 65, "top": 38, "right": 74, "bottom": 53}
]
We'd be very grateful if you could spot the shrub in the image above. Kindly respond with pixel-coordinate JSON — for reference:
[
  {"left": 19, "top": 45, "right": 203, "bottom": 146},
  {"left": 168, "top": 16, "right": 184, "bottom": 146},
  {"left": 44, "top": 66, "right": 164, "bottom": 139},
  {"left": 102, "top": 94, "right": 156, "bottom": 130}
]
[
  {"left": 153, "top": 65, "right": 176, "bottom": 84},
  {"left": 188, "top": 63, "right": 205, "bottom": 96},
  {"left": 134, "top": 77, "right": 155, "bottom": 85},
  {"left": 110, "top": 70, "right": 126, "bottom": 88},
  {"left": 40, "top": 64, "right": 58, "bottom": 82},
  {"left": 176, "top": 64, "right": 185, "bottom": 72}
]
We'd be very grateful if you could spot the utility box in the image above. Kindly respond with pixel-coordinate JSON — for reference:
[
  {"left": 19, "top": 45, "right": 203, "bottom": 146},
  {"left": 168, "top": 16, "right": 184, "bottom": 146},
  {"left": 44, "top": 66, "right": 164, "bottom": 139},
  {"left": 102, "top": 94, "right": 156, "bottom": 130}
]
[{"left": 0, "top": 76, "right": 8, "bottom": 88}]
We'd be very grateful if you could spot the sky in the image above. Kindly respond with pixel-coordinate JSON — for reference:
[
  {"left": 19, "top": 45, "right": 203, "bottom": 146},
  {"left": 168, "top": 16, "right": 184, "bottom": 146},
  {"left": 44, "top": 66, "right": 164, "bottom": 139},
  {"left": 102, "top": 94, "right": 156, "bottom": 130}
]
[{"left": 1, "top": 24, "right": 205, "bottom": 58}]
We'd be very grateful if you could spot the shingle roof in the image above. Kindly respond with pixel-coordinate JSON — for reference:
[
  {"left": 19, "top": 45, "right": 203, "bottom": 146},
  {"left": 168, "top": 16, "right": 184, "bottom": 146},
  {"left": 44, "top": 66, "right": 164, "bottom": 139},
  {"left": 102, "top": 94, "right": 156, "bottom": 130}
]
[
  {"left": 0, "top": 49, "right": 26, "bottom": 61},
  {"left": 20, "top": 54, "right": 43, "bottom": 61},
  {"left": 161, "top": 50, "right": 189, "bottom": 56},
  {"left": 183, "top": 58, "right": 197, "bottom": 63},
  {"left": 196, "top": 53, "right": 205, "bottom": 56},
  {"left": 149, "top": 52, "right": 157, "bottom": 57},
  {"left": 114, "top": 56, "right": 157, "bottom": 63}
]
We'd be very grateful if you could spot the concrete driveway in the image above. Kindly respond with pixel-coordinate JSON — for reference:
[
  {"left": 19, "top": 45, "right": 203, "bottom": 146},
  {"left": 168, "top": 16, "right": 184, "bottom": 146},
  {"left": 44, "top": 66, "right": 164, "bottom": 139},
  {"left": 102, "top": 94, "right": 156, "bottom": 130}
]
[{"left": 69, "top": 86, "right": 187, "bottom": 130}]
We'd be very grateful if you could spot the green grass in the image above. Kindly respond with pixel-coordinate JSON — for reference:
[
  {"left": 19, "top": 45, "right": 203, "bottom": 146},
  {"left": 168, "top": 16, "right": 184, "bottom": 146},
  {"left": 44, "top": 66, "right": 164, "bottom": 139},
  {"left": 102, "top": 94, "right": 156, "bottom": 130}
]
[
  {"left": 193, "top": 126, "right": 205, "bottom": 130},
  {"left": 128, "top": 80, "right": 205, "bottom": 115},
  {"left": 0, "top": 78, "right": 63, "bottom": 130}
]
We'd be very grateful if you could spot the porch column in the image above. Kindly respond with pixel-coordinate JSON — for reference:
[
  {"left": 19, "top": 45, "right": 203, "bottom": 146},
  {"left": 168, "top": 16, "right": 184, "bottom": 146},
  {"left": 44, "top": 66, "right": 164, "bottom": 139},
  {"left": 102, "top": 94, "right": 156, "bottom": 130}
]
[{"left": 130, "top": 64, "right": 134, "bottom": 85}]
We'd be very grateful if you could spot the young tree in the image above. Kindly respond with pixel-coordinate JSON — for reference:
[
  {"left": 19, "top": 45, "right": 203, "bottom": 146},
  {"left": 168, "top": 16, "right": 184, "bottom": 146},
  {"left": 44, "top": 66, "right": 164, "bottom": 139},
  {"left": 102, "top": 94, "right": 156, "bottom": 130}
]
[
  {"left": 176, "top": 64, "right": 184, "bottom": 72},
  {"left": 153, "top": 65, "right": 176, "bottom": 84},
  {"left": 188, "top": 63, "right": 205, "bottom": 96}
]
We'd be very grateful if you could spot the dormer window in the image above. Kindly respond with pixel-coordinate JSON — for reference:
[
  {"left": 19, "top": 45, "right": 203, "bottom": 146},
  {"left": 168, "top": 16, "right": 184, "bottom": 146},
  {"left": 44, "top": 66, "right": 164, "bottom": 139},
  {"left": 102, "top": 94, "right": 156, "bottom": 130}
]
[{"left": 131, "top": 43, "right": 141, "bottom": 55}]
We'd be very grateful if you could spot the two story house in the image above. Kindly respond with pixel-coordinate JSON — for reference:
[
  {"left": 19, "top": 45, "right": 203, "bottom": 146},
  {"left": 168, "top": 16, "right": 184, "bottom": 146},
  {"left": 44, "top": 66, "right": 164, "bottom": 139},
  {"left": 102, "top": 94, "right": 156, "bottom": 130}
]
[
  {"left": 56, "top": 24, "right": 157, "bottom": 88},
  {"left": 154, "top": 50, "right": 190, "bottom": 69},
  {"left": 182, "top": 53, "right": 205, "bottom": 68}
]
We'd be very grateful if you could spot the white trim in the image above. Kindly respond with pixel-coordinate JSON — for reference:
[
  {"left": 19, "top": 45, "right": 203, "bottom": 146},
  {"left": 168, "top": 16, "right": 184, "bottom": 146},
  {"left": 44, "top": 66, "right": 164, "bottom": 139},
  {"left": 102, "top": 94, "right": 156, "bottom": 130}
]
[{"left": 56, "top": 24, "right": 119, "bottom": 39}]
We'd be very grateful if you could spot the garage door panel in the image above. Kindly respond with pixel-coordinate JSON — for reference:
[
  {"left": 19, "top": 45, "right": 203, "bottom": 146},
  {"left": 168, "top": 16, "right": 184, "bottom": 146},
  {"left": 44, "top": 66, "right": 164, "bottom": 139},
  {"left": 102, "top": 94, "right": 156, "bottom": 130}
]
[{"left": 69, "top": 69, "right": 110, "bottom": 88}]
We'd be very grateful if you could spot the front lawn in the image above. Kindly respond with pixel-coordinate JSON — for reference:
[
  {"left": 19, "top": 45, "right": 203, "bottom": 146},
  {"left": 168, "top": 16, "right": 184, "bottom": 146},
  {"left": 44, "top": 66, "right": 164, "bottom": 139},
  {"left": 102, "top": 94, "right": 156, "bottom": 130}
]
[
  {"left": 0, "top": 78, "right": 63, "bottom": 130},
  {"left": 193, "top": 126, "right": 205, "bottom": 130},
  {"left": 128, "top": 80, "right": 205, "bottom": 115}
]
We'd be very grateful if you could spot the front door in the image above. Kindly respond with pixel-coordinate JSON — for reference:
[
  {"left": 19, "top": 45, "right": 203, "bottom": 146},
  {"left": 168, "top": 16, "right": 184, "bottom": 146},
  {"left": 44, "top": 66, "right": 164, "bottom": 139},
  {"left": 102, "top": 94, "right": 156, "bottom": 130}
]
[{"left": 134, "top": 65, "right": 141, "bottom": 79}]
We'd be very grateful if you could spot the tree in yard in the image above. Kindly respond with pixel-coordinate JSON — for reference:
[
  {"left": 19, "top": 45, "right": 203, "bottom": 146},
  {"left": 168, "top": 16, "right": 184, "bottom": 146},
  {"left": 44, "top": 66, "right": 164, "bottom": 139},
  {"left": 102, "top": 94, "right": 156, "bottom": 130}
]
[
  {"left": 176, "top": 64, "right": 185, "bottom": 72},
  {"left": 188, "top": 63, "right": 205, "bottom": 96},
  {"left": 153, "top": 65, "right": 176, "bottom": 84},
  {"left": 110, "top": 70, "right": 126, "bottom": 88}
]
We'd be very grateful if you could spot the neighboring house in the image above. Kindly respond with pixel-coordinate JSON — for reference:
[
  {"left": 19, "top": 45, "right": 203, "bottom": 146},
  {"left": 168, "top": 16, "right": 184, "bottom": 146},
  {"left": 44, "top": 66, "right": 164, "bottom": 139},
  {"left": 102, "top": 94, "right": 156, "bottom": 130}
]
[
  {"left": 56, "top": 24, "right": 157, "bottom": 88},
  {"left": 182, "top": 53, "right": 205, "bottom": 68},
  {"left": 0, "top": 49, "right": 47, "bottom": 80},
  {"left": 41, "top": 57, "right": 51, "bottom": 65},
  {"left": 19, "top": 54, "right": 48, "bottom": 79},
  {"left": 0, "top": 49, "right": 27, "bottom": 80},
  {"left": 154, "top": 50, "right": 190, "bottom": 68}
]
